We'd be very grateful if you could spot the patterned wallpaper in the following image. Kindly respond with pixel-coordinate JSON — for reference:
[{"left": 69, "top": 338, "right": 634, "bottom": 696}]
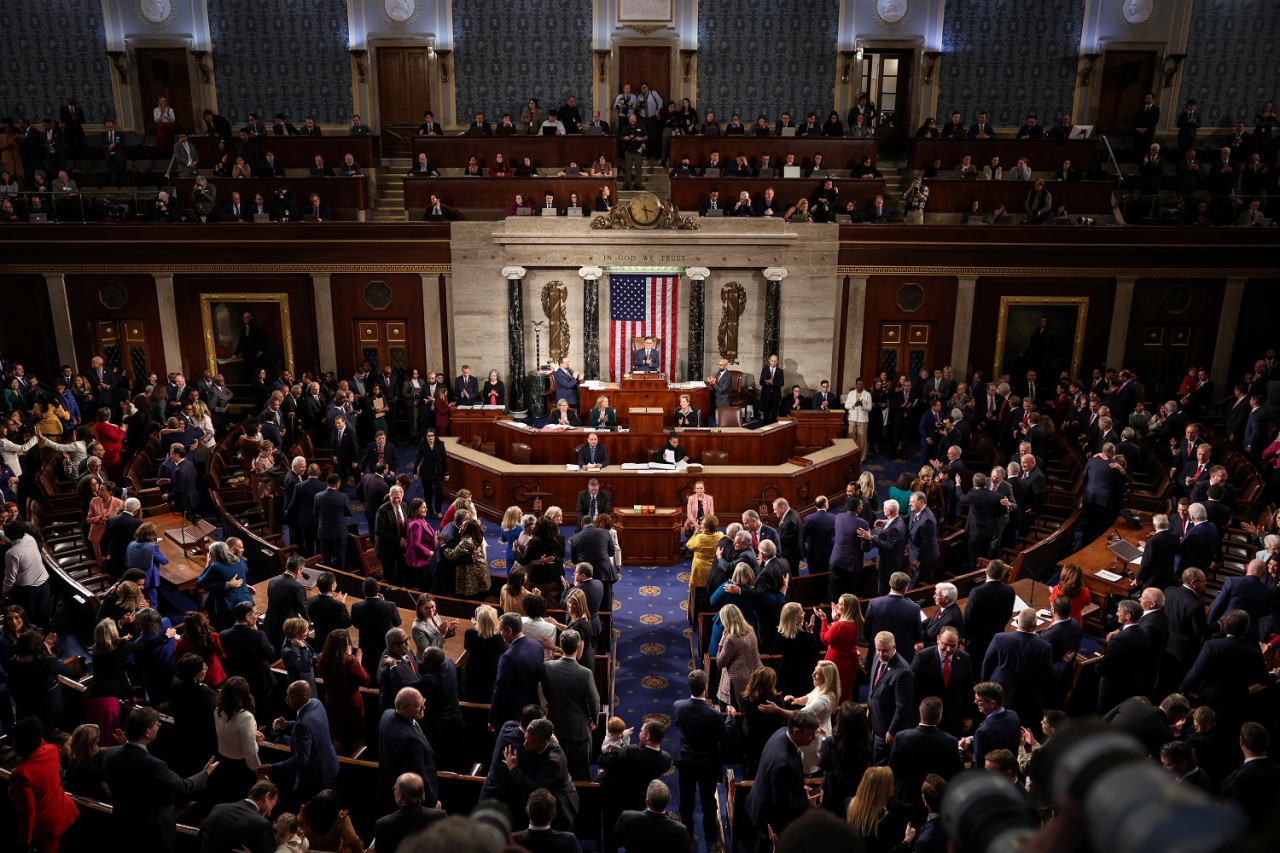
[
  {"left": 207, "top": 0, "right": 353, "bottom": 124},
  {"left": 1179, "top": 0, "right": 1280, "bottom": 125},
  {"left": 697, "top": 0, "right": 839, "bottom": 122},
  {"left": 0, "top": 0, "right": 113, "bottom": 123},
  {"left": 935, "top": 0, "right": 1085, "bottom": 127},
  {"left": 452, "top": 0, "right": 593, "bottom": 120}
]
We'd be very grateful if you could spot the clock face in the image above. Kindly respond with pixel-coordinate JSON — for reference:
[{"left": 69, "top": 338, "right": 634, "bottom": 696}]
[{"left": 628, "top": 192, "right": 663, "bottom": 226}]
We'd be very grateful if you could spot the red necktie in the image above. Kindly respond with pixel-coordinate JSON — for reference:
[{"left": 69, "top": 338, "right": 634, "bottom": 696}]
[
  {"left": 752, "top": 531, "right": 759, "bottom": 549},
  {"left": 942, "top": 654, "right": 951, "bottom": 689},
  {"left": 874, "top": 662, "right": 886, "bottom": 687},
  {"left": 406, "top": 654, "right": 417, "bottom": 675}
]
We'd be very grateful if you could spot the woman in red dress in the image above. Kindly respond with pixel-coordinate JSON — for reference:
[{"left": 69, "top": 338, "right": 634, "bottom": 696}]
[
  {"left": 9, "top": 718, "right": 79, "bottom": 853},
  {"left": 93, "top": 407, "right": 126, "bottom": 481},
  {"left": 433, "top": 386, "right": 452, "bottom": 436},
  {"left": 816, "top": 592, "right": 864, "bottom": 704},
  {"left": 174, "top": 610, "right": 227, "bottom": 687},
  {"left": 318, "top": 628, "right": 368, "bottom": 753},
  {"left": 1049, "top": 562, "right": 1093, "bottom": 624}
]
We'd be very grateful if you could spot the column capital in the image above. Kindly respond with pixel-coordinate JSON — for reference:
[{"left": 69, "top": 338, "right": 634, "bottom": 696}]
[
  {"left": 763, "top": 267, "right": 789, "bottom": 281},
  {"left": 685, "top": 266, "right": 711, "bottom": 280},
  {"left": 501, "top": 266, "right": 527, "bottom": 280},
  {"left": 578, "top": 266, "right": 604, "bottom": 280}
]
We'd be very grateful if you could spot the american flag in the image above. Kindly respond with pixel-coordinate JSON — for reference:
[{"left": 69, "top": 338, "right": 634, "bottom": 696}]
[{"left": 608, "top": 273, "right": 678, "bottom": 381}]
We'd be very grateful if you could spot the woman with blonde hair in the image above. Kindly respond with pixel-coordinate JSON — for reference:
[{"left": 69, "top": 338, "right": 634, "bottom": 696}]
[
  {"left": 64, "top": 723, "right": 109, "bottom": 799},
  {"left": 709, "top": 562, "right": 758, "bottom": 649},
  {"left": 845, "top": 765, "right": 908, "bottom": 852},
  {"left": 462, "top": 604, "right": 504, "bottom": 701},
  {"left": 85, "top": 616, "right": 174, "bottom": 744},
  {"left": 776, "top": 601, "right": 823, "bottom": 697},
  {"left": 765, "top": 659, "right": 841, "bottom": 773},
  {"left": 684, "top": 513, "right": 720, "bottom": 589},
  {"left": 912, "top": 464, "right": 946, "bottom": 523},
  {"left": 715, "top": 603, "right": 761, "bottom": 706},
  {"left": 817, "top": 593, "right": 863, "bottom": 703},
  {"left": 858, "top": 470, "right": 880, "bottom": 511},
  {"left": 498, "top": 505, "right": 524, "bottom": 569}
]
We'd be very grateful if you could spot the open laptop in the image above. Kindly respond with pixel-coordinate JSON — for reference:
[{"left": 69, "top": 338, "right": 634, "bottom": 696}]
[
  {"left": 782, "top": 165, "right": 801, "bottom": 178},
  {"left": 302, "top": 213, "right": 318, "bottom": 223},
  {"left": 703, "top": 208, "right": 724, "bottom": 217},
  {"left": 562, "top": 166, "right": 581, "bottom": 176},
  {"left": 581, "top": 125, "right": 605, "bottom": 136},
  {"left": 780, "top": 127, "right": 797, "bottom": 137},
  {"left": 566, "top": 207, "right": 583, "bottom": 217},
  {"left": 516, "top": 207, "right": 533, "bottom": 216},
  {"left": 1072, "top": 124, "right": 1094, "bottom": 139},
  {"left": 252, "top": 213, "right": 271, "bottom": 223},
  {"left": 539, "top": 206, "right": 557, "bottom": 215},
  {"left": 703, "top": 167, "right": 721, "bottom": 178},
  {"left": 541, "top": 126, "right": 559, "bottom": 136},
  {"left": 27, "top": 212, "right": 47, "bottom": 222},
  {"left": 1108, "top": 539, "right": 1143, "bottom": 563}
]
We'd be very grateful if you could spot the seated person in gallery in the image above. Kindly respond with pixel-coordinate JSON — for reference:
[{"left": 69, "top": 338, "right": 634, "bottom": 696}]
[
  {"left": 785, "top": 385, "right": 807, "bottom": 413},
  {"left": 586, "top": 396, "right": 617, "bottom": 430},
  {"left": 673, "top": 393, "right": 700, "bottom": 427},
  {"left": 576, "top": 432, "right": 609, "bottom": 470},
  {"left": 550, "top": 398, "right": 580, "bottom": 428},
  {"left": 658, "top": 432, "right": 688, "bottom": 465},
  {"left": 632, "top": 336, "right": 661, "bottom": 372}
]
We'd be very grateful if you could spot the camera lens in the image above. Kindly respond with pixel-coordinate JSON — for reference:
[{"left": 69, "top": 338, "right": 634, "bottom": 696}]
[{"left": 941, "top": 771, "right": 1038, "bottom": 853}]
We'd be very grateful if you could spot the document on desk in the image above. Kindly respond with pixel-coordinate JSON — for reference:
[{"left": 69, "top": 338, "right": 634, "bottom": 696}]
[{"left": 1096, "top": 569, "right": 1124, "bottom": 583}]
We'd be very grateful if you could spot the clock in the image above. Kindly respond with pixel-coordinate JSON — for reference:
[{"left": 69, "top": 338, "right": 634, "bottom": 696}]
[{"left": 627, "top": 192, "right": 664, "bottom": 227}]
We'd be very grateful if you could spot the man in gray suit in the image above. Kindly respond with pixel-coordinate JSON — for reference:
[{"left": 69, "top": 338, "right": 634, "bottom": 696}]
[
  {"left": 707, "top": 358, "right": 732, "bottom": 422},
  {"left": 539, "top": 630, "right": 600, "bottom": 781}
]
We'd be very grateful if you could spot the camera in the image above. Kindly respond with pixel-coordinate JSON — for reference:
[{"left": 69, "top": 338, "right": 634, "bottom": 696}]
[{"left": 1075, "top": 216, "right": 1096, "bottom": 225}]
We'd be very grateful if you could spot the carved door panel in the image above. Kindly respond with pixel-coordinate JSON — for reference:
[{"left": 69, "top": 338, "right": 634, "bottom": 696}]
[
  {"left": 94, "top": 320, "right": 148, "bottom": 381},
  {"left": 135, "top": 48, "right": 194, "bottom": 134},
  {"left": 617, "top": 46, "right": 672, "bottom": 110},
  {"left": 355, "top": 320, "right": 409, "bottom": 375},
  {"left": 878, "top": 322, "right": 932, "bottom": 380}
]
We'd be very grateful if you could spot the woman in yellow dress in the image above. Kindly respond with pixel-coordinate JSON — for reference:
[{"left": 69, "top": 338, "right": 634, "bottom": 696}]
[{"left": 685, "top": 513, "right": 721, "bottom": 589}]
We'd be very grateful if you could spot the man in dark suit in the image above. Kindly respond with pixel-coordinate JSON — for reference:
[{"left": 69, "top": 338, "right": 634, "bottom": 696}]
[
  {"left": 104, "top": 706, "right": 216, "bottom": 852},
  {"left": 1133, "top": 92, "right": 1159, "bottom": 150},
  {"left": 958, "top": 473, "right": 1009, "bottom": 567},
  {"left": 467, "top": 113, "right": 493, "bottom": 135},
  {"left": 575, "top": 478, "right": 612, "bottom": 523},
  {"left": 772, "top": 497, "right": 804, "bottom": 572},
  {"left": 512, "top": 789, "right": 583, "bottom": 853},
  {"left": 905, "top": 492, "right": 940, "bottom": 585},
  {"left": 307, "top": 571, "right": 351, "bottom": 652},
  {"left": 758, "top": 353, "right": 783, "bottom": 424},
  {"left": 357, "top": 464, "right": 390, "bottom": 531},
  {"left": 868, "top": 631, "right": 916, "bottom": 764},
  {"left": 491, "top": 613, "right": 546, "bottom": 727},
  {"left": 859, "top": 500, "right": 909, "bottom": 596},
  {"left": 982, "top": 608, "right": 1053, "bottom": 727},
  {"left": 921, "top": 581, "right": 963, "bottom": 647},
  {"left": 100, "top": 497, "right": 142, "bottom": 579},
  {"left": 332, "top": 415, "right": 360, "bottom": 485},
  {"left": 197, "top": 778, "right": 277, "bottom": 853},
  {"left": 101, "top": 118, "right": 128, "bottom": 185},
  {"left": 888, "top": 697, "right": 964, "bottom": 812},
  {"left": 598, "top": 720, "right": 673, "bottom": 838},
  {"left": 285, "top": 464, "right": 325, "bottom": 556},
  {"left": 220, "top": 601, "right": 276, "bottom": 718},
  {"left": 632, "top": 336, "right": 661, "bottom": 372},
  {"left": 672, "top": 669, "right": 725, "bottom": 846},
  {"left": 1136, "top": 587, "right": 1171, "bottom": 696},
  {"left": 829, "top": 496, "right": 871, "bottom": 599},
  {"left": 163, "top": 444, "right": 200, "bottom": 517},
  {"left": 961, "top": 682, "right": 1020, "bottom": 769},
  {"left": 1243, "top": 395, "right": 1268, "bottom": 462},
  {"left": 1097, "top": 599, "right": 1152, "bottom": 713},
  {"left": 352, "top": 577, "right": 401, "bottom": 680},
  {"left": 1176, "top": 506, "right": 1220, "bottom": 574},
  {"left": 612, "top": 780, "right": 693, "bottom": 853},
  {"left": 1180, "top": 609, "right": 1276, "bottom": 723},
  {"left": 377, "top": 687, "right": 439, "bottom": 813},
  {"left": 575, "top": 435, "right": 610, "bottom": 470},
  {"left": 963, "top": 560, "right": 1016, "bottom": 668},
  {"left": 299, "top": 383, "right": 325, "bottom": 428},
  {"left": 1163, "top": 568, "right": 1208, "bottom": 692},
  {"left": 540, "top": 630, "right": 600, "bottom": 781},
  {"left": 1135, "top": 514, "right": 1178, "bottom": 592},
  {"left": 1220, "top": 722, "right": 1280, "bottom": 830},
  {"left": 910, "top": 626, "right": 974, "bottom": 738},
  {"left": 1039, "top": 595, "right": 1082, "bottom": 707},
  {"left": 261, "top": 681, "right": 339, "bottom": 802},
  {"left": 453, "top": 365, "right": 479, "bottom": 405},
  {"left": 374, "top": 486, "right": 409, "bottom": 584},
  {"left": 1207, "top": 559, "right": 1270, "bottom": 641},
  {"left": 362, "top": 430, "right": 399, "bottom": 473},
  {"left": 314, "top": 473, "right": 353, "bottom": 570},
  {"left": 1103, "top": 693, "right": 1191, "bottom": 759},
  {"left": 570, "top": 516, "right": 617, "bottom": 610},
  {"left": 811, "top": 380, "right": 837, "bottom": 410},
  {"left": 504, "top": 718, "right": 579, "bottom": 830},
  {"left": 745, "top": 712, "right": 821, "bottom": 851},
  {"left": 801, "top": 496, "right": 836, "bottom": 574},
  {"left": 866, "top": 571, "right": 923, "bottom": 662},
  {"left": 1080, "top": 447, "right": 1126, "bottom": 544},
  {"left": 373, "top": 772, "right": 447, "bottom": 853},
  {"left": 263, "top": 555, "right": 309, "bottom": 649}
]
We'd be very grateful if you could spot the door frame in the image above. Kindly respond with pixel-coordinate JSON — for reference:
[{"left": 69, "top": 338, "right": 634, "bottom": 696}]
[
  {"left": 368, "top": 35, "right": 447, "bottom": 129},
  {"left": 853, "top": 38, "right": 924, "bottom": 145},
  {"left": 609, "top": 34, "right": 681, "bottom": 117},
  {"left": 1085, "top": 39, "right": 1167, "bottom": 130},
  {"left": 128, "top": 40, "right": 202, "bottom": 133}
]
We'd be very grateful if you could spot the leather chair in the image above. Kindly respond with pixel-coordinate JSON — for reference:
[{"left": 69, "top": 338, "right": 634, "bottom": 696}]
[
  {"left": 716, "top": 407, "right": 743, "bottom": 428},
  {"left": 727, "top": 370, "right": 751, "bottom": 407},
  {"left": 511, "top": 442, "right": 533, "bottom": 465},
  {"left": 701, "top": 449, "right": 729, "bottom": 465},
  {"left": 647, "top": 447, "right": 664, "bottom": 463}
]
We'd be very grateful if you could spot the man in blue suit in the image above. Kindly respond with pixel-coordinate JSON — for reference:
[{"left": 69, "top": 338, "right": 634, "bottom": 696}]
[
  {"left": 1039, "top": 595, "right": 1083, "bottom": 708},
  {"left": 378, "top": 686, "right": 439, "bottom": 812},
  {"left": 958, "top": 473, "right": 1009, "bottom": 568},
  {"left": 286, "top": 464, "right": 325, "bottom": 556},
  {"left": 829, "top": 498, "right": 870, "bottom": 599},
  {"left": 1242, "top": 394, "right": 1268, "bottom": 462},
  {"left": 672, "top": 669, "right": 726, "bottom": 845},
  {"left": 1079, "top": 446, "right": 1126, "bottom": 545},
  {"left": 332, "top": 414, "right": 360, "bottom": 485},
  {"left": 745, "top": 711, "right": 821, "bottom": 850},
  {"left": 1207, "top": 559, "right": 1271, "bottom": 642},
  {"left": 860, "top": 499, "right": 909, "bottom": 596},
  {"left": 1180, "top": 609, "right": 1276, "bottom": 726},
  {"left": 490, "top": 613, "right": 546, "bottom": 728},
  {"left": 261, "top": 680, "right": 339, "bottom": 801},
  {"left": 887, "top": 697, "right": 963, "bottom": 811},
  {"left": 314, "top": 473, "right": 353, "bottom": 570},
  {"left": 632, "top": 336, "right": 661, "bottom": 372},
  {"left": 961, "top": 681, "right": 1020, "bottom": 769},
  {"left": 906, "top": 492, "right": 940, "bottom": 585},
  {"left": 963, "top": 560, "right": 1016, "bottom": 668},
  {"left": 741, "top": 509, "right": 780, "bottom": 551},
  {"left": 801, "top": 496, "right": 837, "bottom": 574},
  {"left": 868, "top": 630, "right": 916, "bottom": 764},
  {"left": 162, "top": 444, "right": 200, "bottom": 518},
  {"left": 1096, "top": 600, "right": 1151, "bottom": 713},
  {"left": 981, "top": 608, "right": 1053, "bottom": 728},
  {"left": 553, "top": 357, "right": 581, "bottom": 407},
  {"left": 1175, "top": 503, "right": 1220, "bottom": 573},
  {"left": 453, "top": 365, "right": 480, "bottom": 406},
  {"left": 866, "top": 571, "right": 923, "bottom": 662}
]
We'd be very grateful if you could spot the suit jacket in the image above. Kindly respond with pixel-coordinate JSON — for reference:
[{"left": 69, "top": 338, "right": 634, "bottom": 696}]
[
  {"left": 1180, "top": 635, "right": 1274, "bottom": 715},
  {"left": 553, "top": 368, "right": 579, "bottom": 406},
  {"left": 570, "top": 524, "right": 617, "bottom": 582},
  {"left": 333, "top": 427, "right": 359, "bottom": 474},
  {"left": 575, "top": 443, "right": 610, "bottom": 469},
  {"left": 287, "top": 477, "right": 326, "bottom": 527},
  {"left": 307, "top": 593, "right": 351, "bottom": 649},
  {"left": 907, "top": 507, "right": 940, "bottom": 566},
  {"left": 631, "top": 347, "right": 662, "bottom": 371},
  {"left": 586, "top": 407, "right": 617, "bottom": 430},
  {"left": 1207, "top": 574, "right": 1270, "bottom": 638},
  {"left": 374, "top": 803, "right": 448, "bottom": 853},
  {"left": 198, "top": 798, "right": 273, "bottom": 853},
  {"left": 1097, "top": 625, "right": 1151, "bottom": 712},
  {"left": 1081, "top": 455, "right": 1124, "bottom": 508},
  {"left": 776, "top": 508, "right": 804, "bottom": 569},
  {"left": 910, "top": 647, "right": 974, "bottom": 737},
  {"left": 454, "top": 374, "right": 479, "bottom": 404},
  {"left": 802, "top": 510, "right": 836, "bottom": 573},
  {"left": 598, "top": 745, "right": 673, "bottom": 815},
  {"left": 490, "top": 634, "right": 545, "bottom": 725},
  {"left": 981, "top": 630, "right": 1052, "bottom": 723},
  {"left": 710, "top": 369, "right": 732, "bottom": 408},
  {"left": 1102, "top": 697, "right": 1175, "bottom": 758},
  {"left": 264, "top": 572, "right": 308, "bottom": 647},
  {"left": 513, "top": 826, "right": 584, "bottom": 853},
  {"left": 351, "top": 597, "right": 401, "bottom": 671},
  {"left": 540, "top": 656, "right": 600, "bottom": 747},
  {"left": 357, "top": 473, "right": 390, "bottom": 528},
  {"left": 512, "top": 740, "right": 580, "bottom": 827},
  {"left": 830, "top": 511, "right": 870, "bottom": 577},
  {"left": 866, "top": 595, "right": 923, "bottom": 662},
  {"left": 362, "top": 441, "right": 400, "bottom": 473},
  {"left": 273, "top": 698, "right": 339, "bottom": 796},
  {"left": 1220, "top": 758, "right": 1280, "bottom": 829},
  {"left": 1136, "top": 608, "right": 1170, "bottom": 691},
  {"left": 612, "top": 809, "right": 692, "bottom": 853},
  {"left": 374, "top": 500, "right": 409, "bottom": 564},
  {"left": 963, "top": 581, "right": 1016, "bottom": 665},
  {"left": 1040, "top": 618, "right": 1082, "bottom": 680},
  {"left": 314, "top": 487, "right": 353, "bottom": 539},
  {"left": 1175, "top": 522, "right": 1220, "bottom": 573},
  {"left": 1243, "top": 407, "right": 1267, "bottom": 452},
  {"left": 922, "top": 602, "right": 963, "bottom": 646},
  {"left": 673, "top": 696, "right": 724, "bottom": 768},
  {"left": 1163, "top": 584, "right": 1208, "bottom": 667},
  {"left": 745, "top": 728, "right": 808, "bottom": 835},
  {"left": 959, "top": 488, "right": 1005, "bottom": 539},
  {"left": 103, "top": 742, "right": 208, "bottom": 849},
  {"left": 101, "top": 510, "right": 142, "bottom": 575},
  {"left": 170, "top": 457, "right": 199, "bottom": 514},
  {"left": 888, "top": 724, "right": 963, "bottom": 803},
  {"left": 868, "top": 652, "right": 915, "bottom": 739},
  {"left": 377, "top": 709, "right": 439, "bottom": 809},
  {"left": 1136, "top": 529, "right": 1178, "bottom": 590}
]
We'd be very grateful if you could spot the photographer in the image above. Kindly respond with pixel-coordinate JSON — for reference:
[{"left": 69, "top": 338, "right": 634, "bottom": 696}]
[
  {"left": 192, "top": 175, "right": 218, "bottom": 222},
  {"left": 619, "top": 114, "right": 647, "bottom": 192},
  {"left": 903, "top": 177, "right": 929, "bottom": 225},
  {"left": 273, "top": 186, "right": 297, "bottom": 222}
]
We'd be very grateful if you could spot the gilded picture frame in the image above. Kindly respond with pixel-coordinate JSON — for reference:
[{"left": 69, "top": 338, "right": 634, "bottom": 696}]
[
  {"left": 200, "top": 292, "right": 295, "bottom": 383},
  {"left": 994, "top": 296, "right": 1089, "bottom": 381}
]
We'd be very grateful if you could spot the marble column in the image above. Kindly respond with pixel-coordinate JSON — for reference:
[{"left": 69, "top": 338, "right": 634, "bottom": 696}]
[
  {"left": 843, "top": 274, "right": 868, "bottom": 383},
  {"left": 154, "top": 273, "right": 183, "bottom": 373},
  {"left": 1106, "top": 278, "right": 1136, "bottom": 370},
  {"left": 686, "top": 267, "right": 710, "bottom": 381},
  {"left": 311, "top": 273, "right": 336, "bottom": 373},
  {"left": 42, "top": 274, "right": 77, "bottom": 370},
  {"left": 950, "top": 276, "right": 978, "bottom": 375},
  {"left": 1211, "top": 278, "right": 1247, "bottom": 393},
  {"left": 503, "top": 266, "right": 529, "bottom": 415},
  {"left": 762, "top": 267, "right": 788, "bottom": 359},
  {"left": 579, "top": 266, "right": 603, "bottom": 380}
]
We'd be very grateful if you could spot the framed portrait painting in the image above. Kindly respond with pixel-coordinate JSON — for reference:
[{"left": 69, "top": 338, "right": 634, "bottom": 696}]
[
  {"left": 994, "top": 296, "right": 1088, "bottom": 381},
  {"left": 200, "top": 293, "right": 294, "bottom": 385}
]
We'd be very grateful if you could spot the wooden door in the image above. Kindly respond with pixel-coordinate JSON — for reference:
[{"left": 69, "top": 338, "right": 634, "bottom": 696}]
[
  {"left": 1096, "top": 51, "right": 1157, "bottom": 136},
  {"left": 618, "top": 46, "right": 671, "bottom": 108},
  {"left": 377, "top": 47, "right": 432, "bottom": 156},
  {"left": 860, "top": 50, "right": 913, "bottom": 156},
  {"left": 135, "top": 48, "right": 194, "bottom": 132},
  {"left": 877, "top": 321, "right": 932, "bottom": 380},
  {"left": 355, "top": 319, "right": 410, "bottom": 376},
  {"left": 94, "top": 319, "right": 150, "bottom": 381},
  {"left": 1135, "top": 324, "right": 1194, "bottom": 403}
]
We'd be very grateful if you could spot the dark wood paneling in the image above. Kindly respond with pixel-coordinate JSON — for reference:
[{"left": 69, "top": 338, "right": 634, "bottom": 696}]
[
  {"left": 971, "top": 278, "right": 1114, "bottom": 382},
  {"left": 411, "top": 136, "right": 611, "bottom": 169},
  {"left": 173, "top": 177, "right": 368, "bottom": 218},
  {"left": 906, "top": 138, "right": 1099, "bottom": 170},
  {"left": 922, "top": 179, "right": 1113, "bottom": 215},
  {"left": 670, "top": 137, "right": 879, "bottom": 170},
  {"left": 172, "top": 274, "right": 317, "bottom": 379},
  {"left": 670, "top": 177, "right": 886, "bottom": 216},
  {"left": 63, "top": 274, "right": 163, "bottom": 378},
  {"left": 862, "top": 276, "right": 957, "bottom": 381},
  {"left": 404, "top": 176, "right": 615, "bottom": 218},
  {"left": 0, "top": 275, "right": 60, "bottom": 377},
  {"left": 329, "top": 274, "right": 426, "bottom": 374},
  {"left": 1232, "top": 279, "right": 1276, "bottom": 384},
  {"left": 190, "top": 136, "right": 382, "bottom": 168},
  {"left": 1124, "top": 279, "right": 1224, "bottom": 402}
]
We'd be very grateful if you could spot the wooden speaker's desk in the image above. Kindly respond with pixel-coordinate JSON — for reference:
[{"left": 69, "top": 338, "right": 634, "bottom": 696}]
[
  {"left": 492, "top": 419, "right": 798, "bottom": 467},
  {"left": 1059, "top": 517, "right": 1155, "bottom": 599},
  {"left": 580, "top": 379, "right": 710, "bottom": 428},
  {"left": 614, "top": 508, "right": 681, "bottom": 566}
]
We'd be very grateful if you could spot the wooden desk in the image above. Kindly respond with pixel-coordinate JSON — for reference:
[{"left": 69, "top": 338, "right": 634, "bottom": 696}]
[
  {"left": 925, "top": 578, "right": 1050, "bottom": 634},
  {"left": 1059, "top": 517, "right": 1153, "bottom": 599},
  {"left": 492, "top": 418, "right": 799, "bottom": 466},
  {"left": 411, "top": 135, "right": 613, "bottom": 169},
  {"left": 581, "top": 382, "right": 710, "bottom": 428},
  {"left": 670, "top": 137, "right": 879, "bottom": 171},
  {"left": 403, "top": 176, "right": 615, "bottom": 219},
  {"left": 173, "top": 176, "right": 369, "bottom": 219},
  {"left": 781, "top": 411, "right": 846, "bottom": 452},
  {"left": 444, "top": 436, "right": 861, "bottom": 526},
  {"left": 191, "top": 135, "right": 382, "bottom": 169},
  {"left": 150, "top": 511, "right": 212, "bottom": 591},
  {"left": 906, "top": 138, "right": 1099, "bottom": 171},
  {"left": 669, "top": 177, "right": 886, "bottom": 215},
  {"left": 615, "top": 508, "right": 681, "bottom": 566},
  {"left": 922, "top": 179, "right": 1114, "bottom": 215},
  {"left": 451, "top": 407, "right": 509, "bottom": 445}
]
